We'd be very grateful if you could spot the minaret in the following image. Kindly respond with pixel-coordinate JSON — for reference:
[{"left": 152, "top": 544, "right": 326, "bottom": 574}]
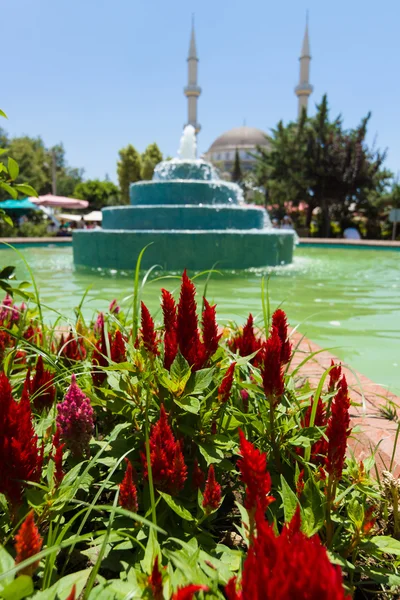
[
  {"left": 184, "top": 17, "right": 201, "bottom": 133},
  {"left": 294, "top": 14, "right": 313, "bottom": 118}
]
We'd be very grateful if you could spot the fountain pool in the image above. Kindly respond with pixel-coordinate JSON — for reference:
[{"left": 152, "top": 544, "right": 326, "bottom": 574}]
[
  {"left": 1, "top": 243, "right": 399, "bottom": 393},
  {"left": 73, "top": 126, "right": 294, "bottom": 271}
]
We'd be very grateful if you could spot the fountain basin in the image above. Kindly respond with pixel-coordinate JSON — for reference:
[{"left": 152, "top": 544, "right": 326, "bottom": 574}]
[
  {"left": 102, "top": 204, "right": 266, "bottom": 231},
  {"left": 73, "top": 228, "right": 294, "bottom": 271},
  {"left": 130, "top": 180, "right": 243, "bottom": 206}
]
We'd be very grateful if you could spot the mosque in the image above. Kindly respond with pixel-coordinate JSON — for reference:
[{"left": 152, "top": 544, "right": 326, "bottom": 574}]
[{"left": 183, "top": 20, "right": 313, "bottom": 177}]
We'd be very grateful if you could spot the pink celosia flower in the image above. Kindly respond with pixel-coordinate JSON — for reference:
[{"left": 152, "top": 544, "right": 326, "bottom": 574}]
[
  {"left": 56, "top": 374, "right": 94, "bottom": 457},
  {"left": 94, "top": 312, "right": 105, "bottom": 338},
  {"left": 109, "top": 299, "right": 120, "bottom": 315}
]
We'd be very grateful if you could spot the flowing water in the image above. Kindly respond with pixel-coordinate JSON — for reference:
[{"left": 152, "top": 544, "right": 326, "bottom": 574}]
[{"left": 1, "top": 244, "right": 399, "bottom": 393}]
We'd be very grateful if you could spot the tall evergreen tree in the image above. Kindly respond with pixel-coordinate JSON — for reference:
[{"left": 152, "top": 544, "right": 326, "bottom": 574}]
[
  {"left": 141, "top": 143, "right": 163, "bottom": 180},
  {"left": 232, "top": 148, "right": 242, "bottom": 182},
  {"left": 117, "top": 145, "right": 142, "bottom": 204}
]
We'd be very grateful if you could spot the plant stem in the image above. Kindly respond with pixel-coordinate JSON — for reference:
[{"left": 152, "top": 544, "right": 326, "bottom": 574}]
[
  {"left": 325, "top": 474, "right": 336, "bottom": 548},
  {"left": 269, "top": 399, "right": 282, "bottom": 473},
  {"left": 393, "top": 487, "right": 399, "bottom": 539},
  {"left": 144, "top": 386, "right": 157, "bottom": 532}
]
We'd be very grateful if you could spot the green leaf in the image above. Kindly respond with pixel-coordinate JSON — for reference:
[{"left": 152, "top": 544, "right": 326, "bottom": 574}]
[
  {"left": 301, "top": 476, "right": 325, "bottom": 536},
  {"left": 368, "top": 536, "right": 400, "bottom": 556},
  {"left": 0, "top": 109, "right": 7, "bottom": 119},
  {"left": 14, "top": 184, "right": 38, "bottom": 197},
  {"left": 0, "top": 575, "right": 33, "bottom": 600},
  {"left": 174, "top": 396, "right": 200, "bottom": 414},
  {"left": 347, "top": 498, "right": 364, "bottom": 529},
  {"left": 0, "top": 182, "right": 17, "bottom": 199},
  {"left": 288, "top": 427, "right": 325, "bottom": 448},
  {"left": 170, "top": 352, "right": 191, "bottom": 385},
  {"left": 197, "top": 441, "right": 224, "bottom": 465},
  {"left": 0, "top": 546, "right": 14, "bottom": 588},
  {"left": 158, "top": 491, "right": 194, "bottom": 521},
  {"left": 7, "top": 157, "right": 19, "bottom": 181},
  {"left": 279, "top": 475, "right": 298, "bottom": 523},
  {"left": 0, "top": 266, "right": 15, "bottom": 280},
  {"left": 31, "top": 569, "right": 91, "bottom": 600},
  {"left": 190, "top": 368, "right": 214, "bottom": 394}
]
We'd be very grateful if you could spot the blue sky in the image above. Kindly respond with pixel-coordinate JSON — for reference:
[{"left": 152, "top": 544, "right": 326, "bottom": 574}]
[{"left": 3, "top": 0, "right": 399, "bottom": 182}]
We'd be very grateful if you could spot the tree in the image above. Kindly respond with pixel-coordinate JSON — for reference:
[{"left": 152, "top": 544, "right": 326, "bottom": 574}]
[
  {"left": 232, "top": 149, "right": 242, "bottom": 183},
  {"left": 117, "top": 145, "right": 142, "bottom": 204},
  {"left": 73, "top": 179, "right": 120, "bottom": 210},
  {"left": 141, "top": 143, "right": 163, "bottom": 180},
  {"left": 256, "top": 95, "right": 387, "bottom": 236}
]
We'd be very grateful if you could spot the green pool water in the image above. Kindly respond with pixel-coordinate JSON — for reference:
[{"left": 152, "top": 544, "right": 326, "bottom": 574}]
[{"left": 1, "top": 244, "right": 399, "bottom": 394}]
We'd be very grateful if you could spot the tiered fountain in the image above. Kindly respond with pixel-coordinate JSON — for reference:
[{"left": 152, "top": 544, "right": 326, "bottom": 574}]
[{"left": 73, "top": 126, "right": 294, "bottom": 271}]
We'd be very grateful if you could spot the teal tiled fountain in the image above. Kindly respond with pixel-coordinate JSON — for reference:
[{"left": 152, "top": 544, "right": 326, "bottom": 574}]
[{"left": 73, "top": 127, "right": 294, "bottom": 271}]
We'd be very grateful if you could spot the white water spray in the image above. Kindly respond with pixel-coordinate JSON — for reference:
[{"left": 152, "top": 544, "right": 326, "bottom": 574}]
[{"left": 178, "top": 125, "right": 197, "bottom": 160}]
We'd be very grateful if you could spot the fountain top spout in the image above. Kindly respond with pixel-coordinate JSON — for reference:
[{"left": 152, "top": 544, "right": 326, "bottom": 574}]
[{"left": 178, "top": 125, "right": 197, "bottom": 160}]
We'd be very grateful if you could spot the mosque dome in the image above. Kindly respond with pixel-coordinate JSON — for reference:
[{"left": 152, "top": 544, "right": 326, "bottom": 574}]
[{"left": 204, "top": 126, "right": 271, "bottom": 177}]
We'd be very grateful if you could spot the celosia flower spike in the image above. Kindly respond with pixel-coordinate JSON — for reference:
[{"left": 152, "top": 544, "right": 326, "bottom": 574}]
[
  {"left": 202, "top": 298, "right": 221, "bottom": 360},
  {"left": 238, "top": 429, "right": 274, "bottom": 514},
  {"left": 192, "top": 458, "right": 205, "bottom": 489},
  {"left": 271, "top": 308, "right": 292, "bottom": 364},
  {"left": 109, "top": 299, "right": 120, "bottom": 314},
  {"left": 218, "top": 362, "right": 236, "bottom": 403},
  {"left": 14, "top": 511, "right": 43, "bottom": 576},
  {"left": 65, "top": 585, "right": 76, "bottom": 600},
  {"left": 31, "top": 355, "right": 56, "bottom": 412},
  {"left": 202, "top": 465, "right": 222, "bottom": 513},
  {"left": 326, "top": 376, "right": 351, "bottom": 480},
  {"left": 56, "top": 374, "right": 94, "bottom": 457},
  {"left": 119, "top": 458, "right": 138, "bottom": 513},
  {"left": 328, "top": 359, "right": 342, "bottom": 393},
  {"left": 140, "top": 301, "right": 159, "bottom": 355},
  {"left": 149, "top": 556, "right": 163, "bottom": 600},
  {"left": 176, "top": 270, "right": 202, "bottom": 368},
  {"left": 261, "top": 327, "right": 284, "bottom": 404},
  {"left": 111, "top": 330, "right": 126, "bottom": 363},
  {"left": 161, "top": 288, "right": 178, "bottom": 369}
]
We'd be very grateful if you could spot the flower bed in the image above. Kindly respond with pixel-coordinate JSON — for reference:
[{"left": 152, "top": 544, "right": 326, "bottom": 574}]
[{"left": 0, "top": 271, "right": 399, "bottom": 599}]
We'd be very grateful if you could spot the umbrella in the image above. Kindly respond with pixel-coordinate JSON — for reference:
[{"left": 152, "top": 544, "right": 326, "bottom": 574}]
[
  {"left": 29, "top": 194, "right": 89, "bottom": 209},
  {"left": 0, "top": 198, "right": 39, "bottom": 211},
  {"left": 57, "top": 213, "right": 82, "bottom": 222},
  {"left": 83, "top": 211, "right": 102, "bottom": 221}
]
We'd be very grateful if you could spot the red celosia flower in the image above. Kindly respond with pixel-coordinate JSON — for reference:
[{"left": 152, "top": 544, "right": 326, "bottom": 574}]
[
  {"left": 362, "top": 506, "right": 377, "bottom": 535},
  {"left": 119, "top": 458, "right": 138, "bottom": 513},
  {"left": 142, "top": 404, "right": 187, "bottom": 494},
  {"left": 192, "top": 458, "right": 205, "bottom": 489},
  {"left": 301, "top": 396, "right": 328, "bottom": 464},
  {"left": 111, "top": 330, "right": 126, "bottom": 363},
  {"left": 202, "top": 298, "right": 221, "bottom": 360},
  {"left": 59, "top": 332, "right": 86, "bottom": 363},
  {"left": 328, "top": 360, "right": 342, "bottom": 393},
  {"left": 0, "top": 373, "right": 43, "bottom": 508},
  {"left": 225, "top": 506, "right": 350, "bottom": 600},
  {"left": 271, "top": 309, "right": 292, "bottom": 364},
  {"left": 161, "top": 288, "right": 178, "bottom": 369},
  {"left": 14, "top": 511, "right": 43, "bottom": 576},
  {"left": 326, "top": 376, "right": 351, "bottom": 480},
  {"left": 172, "top": 584, "right": 209, "bottom": 600},
  {"left": 176, "top": 270, "right": 202, "bottom": 369},
  {"left": 228, "top": 314, "right": 264, "bottom": 367},
  {"left": 202, "top": 465, "right": 222, "bottom": 513},
  {"left": 296, "top": 469, "right": 305, "bottom": 497},
  {"left": 0, "top": 329, "right": 12, "bottom": 361},
  {"left": 65, "top": 585, "right": 76, "bottom": 600},
  {"left": 140, "top": 301, "right": 159, "bottom": 355},
  {"left": 31, "top": 355, "right": 56, "bottom": 412},
  {"left": 218, "top": 362, "right": 236, "bottom": 403},
  {"left": 52, "top": 428, "right": 65, "bottom": 487},
  {"left": 91, "top": 340, "right": 108, "bottom": 386},
  {"left": 238, "top": 429, "right": 274, "bottom": 514},
  {"left": 149, "top": 556, "right": 163, "bottom": 600},
  {"left": 261, "top": 327, "right": 284, "bottom": 404}
]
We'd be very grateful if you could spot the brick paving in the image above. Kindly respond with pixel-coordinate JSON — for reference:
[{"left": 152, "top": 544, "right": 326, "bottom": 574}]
[{"left": 290, "top": 329, "right": 400, "bottom": 476}]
